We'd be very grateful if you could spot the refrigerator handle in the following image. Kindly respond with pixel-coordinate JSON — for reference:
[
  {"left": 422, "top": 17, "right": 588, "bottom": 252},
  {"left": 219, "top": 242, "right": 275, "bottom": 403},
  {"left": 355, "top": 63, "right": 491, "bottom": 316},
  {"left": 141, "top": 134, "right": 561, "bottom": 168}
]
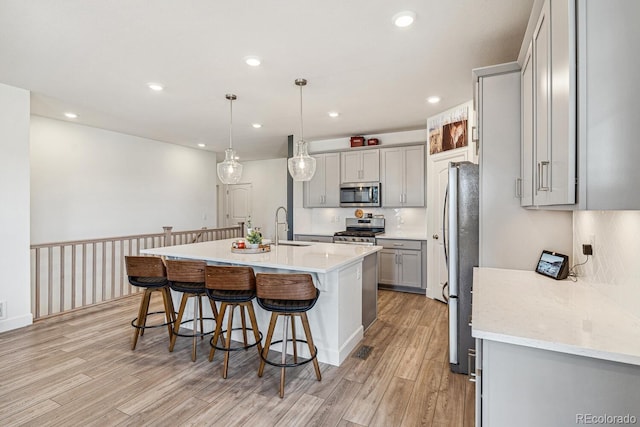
[
  {"left": 448, "top": 163, "right": 459, "bottom": 298},
  {"left": 442, "top": 183, "right": 449, "bottom": 268}
]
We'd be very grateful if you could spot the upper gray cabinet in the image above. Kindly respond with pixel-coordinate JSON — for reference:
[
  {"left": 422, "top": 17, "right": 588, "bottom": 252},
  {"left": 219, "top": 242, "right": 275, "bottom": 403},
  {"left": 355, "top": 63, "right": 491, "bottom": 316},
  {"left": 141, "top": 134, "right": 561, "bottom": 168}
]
[
  {"left": 521, "top": 0, "right": 576, "bottom": 207},
  {"left": 380, "top": 145, "right": 425, "bottom": 207},
  {"left": 303, "top": 152, "right": 340, "bottom": 208},
  {"left": 341, "top": 149, "right": 380, "bottom": 183},
  {"left": 575, "top": 0, "right": 640, "bottom": 209},
  {"left": 520, "top": 0, "right": 640, "bottom": 209}
]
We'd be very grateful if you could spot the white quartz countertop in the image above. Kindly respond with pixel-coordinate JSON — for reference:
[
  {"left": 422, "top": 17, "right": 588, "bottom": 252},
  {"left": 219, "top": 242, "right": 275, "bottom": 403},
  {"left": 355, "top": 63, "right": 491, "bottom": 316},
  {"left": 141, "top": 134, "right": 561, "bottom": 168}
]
[
  {"left": 472, "top": 267, "right": 640, "bottom": 366},
  {"left": 141, "top": 238, "right": 381, "bottom": 274}
]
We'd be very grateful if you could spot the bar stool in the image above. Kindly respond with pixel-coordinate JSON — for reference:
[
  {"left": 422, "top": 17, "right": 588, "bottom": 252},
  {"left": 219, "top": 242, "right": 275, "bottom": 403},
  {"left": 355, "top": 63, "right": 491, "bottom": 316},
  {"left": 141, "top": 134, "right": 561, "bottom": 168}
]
[
  {"left": 125, "top": 256, "right": 175, "bottom": 350},
  {"left": 255, "top": 273, "right": 322, "bottom": 398},
  {"left": 166, "top": 259, "right": 218, "bottom": 362},
  {"left": 205, "top": 265, "right": 263, "bottom": 378}
]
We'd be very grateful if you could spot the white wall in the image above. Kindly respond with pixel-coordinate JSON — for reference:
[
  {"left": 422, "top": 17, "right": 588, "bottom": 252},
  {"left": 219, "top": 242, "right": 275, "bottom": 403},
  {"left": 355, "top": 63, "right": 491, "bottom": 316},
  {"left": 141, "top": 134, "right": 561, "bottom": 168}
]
[
  {"left": 231, "top": 158, "right": 288, "bottom": 241},
  {"left": 573, "top": 210, "right": 640, "bottom": 318},
  {"left": 0, "top": 83, "right": 32, "bottom": 332},
  {"left": 30, "top": 116, "right": 218, "bottom": 243}
]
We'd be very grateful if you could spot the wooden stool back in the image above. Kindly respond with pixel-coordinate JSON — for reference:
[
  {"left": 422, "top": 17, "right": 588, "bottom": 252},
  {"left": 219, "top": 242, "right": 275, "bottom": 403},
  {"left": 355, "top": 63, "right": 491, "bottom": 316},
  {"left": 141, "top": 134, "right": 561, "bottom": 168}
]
[
  {"left": 125, "top": 256, "right": 166, "bottom": 278},
  {"left": 205, "top": 266, "right": 256, "bottom": 291},
  {"left": 165, "top": 259, "right": 206, "bottom": 283},
  {"left": 255, "top": 273, "right": 316, "bottom": 300}
]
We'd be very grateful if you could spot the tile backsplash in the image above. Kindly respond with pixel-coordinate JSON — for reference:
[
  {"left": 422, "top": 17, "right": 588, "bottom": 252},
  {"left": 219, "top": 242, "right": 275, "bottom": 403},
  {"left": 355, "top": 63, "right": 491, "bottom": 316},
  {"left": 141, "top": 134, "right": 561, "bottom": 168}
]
[{"left": 573, "top": 210, "right": 640, "bottom": 318}]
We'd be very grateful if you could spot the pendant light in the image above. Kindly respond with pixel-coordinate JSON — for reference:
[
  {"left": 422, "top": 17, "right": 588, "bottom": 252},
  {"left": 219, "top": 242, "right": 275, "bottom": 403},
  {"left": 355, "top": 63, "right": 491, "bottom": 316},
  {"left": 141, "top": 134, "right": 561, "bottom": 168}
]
[
  {"left": 217, "top": 94, "right": 243, "bottom": 184},
  {"left": 287, "top": 78, "right": 316, "bottom": 181}
]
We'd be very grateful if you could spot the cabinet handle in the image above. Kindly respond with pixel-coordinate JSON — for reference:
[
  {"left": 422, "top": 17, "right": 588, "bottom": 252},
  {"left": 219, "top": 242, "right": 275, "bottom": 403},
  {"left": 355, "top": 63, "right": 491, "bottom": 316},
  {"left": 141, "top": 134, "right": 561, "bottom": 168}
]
[
  {"left": 468, "top": 349, "right": 477, "bottom": 382},
  {"left": 398, "top": 254, "right": 403, "bottom": 265},
  {"left": 471, "top": 126, "right": 478, "bottom": 143},
  {"left": 433, "top": 234, "right": 439, "bottom": 240},
  {"left": 392, "top": 243, "right": 404, "bottom": 246},
  {"left": 515, "top": 178, "right": 522, "bottom": 198},
  {"left": 537, "top": 161, "right": 550, "bottom": 192}
]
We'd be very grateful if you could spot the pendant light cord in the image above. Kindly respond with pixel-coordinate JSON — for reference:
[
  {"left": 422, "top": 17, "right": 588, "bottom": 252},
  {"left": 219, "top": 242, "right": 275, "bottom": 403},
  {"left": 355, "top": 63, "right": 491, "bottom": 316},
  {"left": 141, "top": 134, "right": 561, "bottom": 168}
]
[
  {"left": 299, "top": 83, "right": 304, "bottom": 142},
  {"left": 229, "top": 97, "right": 233, "bottom": 150}
]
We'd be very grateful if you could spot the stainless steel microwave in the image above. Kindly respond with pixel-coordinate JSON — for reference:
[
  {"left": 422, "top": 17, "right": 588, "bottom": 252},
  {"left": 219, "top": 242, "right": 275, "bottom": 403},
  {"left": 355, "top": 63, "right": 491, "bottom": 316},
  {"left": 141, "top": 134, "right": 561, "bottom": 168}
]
[{"left": 339, "top": 182, "right": 381, "bottom": 207}]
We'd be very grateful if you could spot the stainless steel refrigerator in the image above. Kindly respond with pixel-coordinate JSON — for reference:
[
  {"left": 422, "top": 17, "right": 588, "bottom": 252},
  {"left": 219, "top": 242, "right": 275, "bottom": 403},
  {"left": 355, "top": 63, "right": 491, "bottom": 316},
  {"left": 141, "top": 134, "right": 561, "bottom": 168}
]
[{"left": 446, "top": 161, "right": 479, "bottom": 375}]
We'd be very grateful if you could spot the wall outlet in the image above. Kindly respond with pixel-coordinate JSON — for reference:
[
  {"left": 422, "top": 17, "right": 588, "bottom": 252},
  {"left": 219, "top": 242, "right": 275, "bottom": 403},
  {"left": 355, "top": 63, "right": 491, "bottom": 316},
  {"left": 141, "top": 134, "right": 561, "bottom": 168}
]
[
  {"left": 0, "top": 300, "right": 6, "bottom": 320},
  {"left": 582, "top": 244, "right": 594, "bottom": 256}
]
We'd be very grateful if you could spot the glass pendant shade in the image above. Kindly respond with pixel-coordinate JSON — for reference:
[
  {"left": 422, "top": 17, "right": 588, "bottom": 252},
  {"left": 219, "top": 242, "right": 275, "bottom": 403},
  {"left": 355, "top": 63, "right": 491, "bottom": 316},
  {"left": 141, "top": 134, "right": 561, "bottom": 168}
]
[
  {"left": 288, "top": 78, "right": 316, "bottom": 181},
  {"left": 217, "top": 147, "right": 243, "bottom": 184},
  {"left": 217, "top": 93, "right": 243, "bottom": 184},
  {"left": 288, "top": 139, "right": 316, "bottom": 181}
]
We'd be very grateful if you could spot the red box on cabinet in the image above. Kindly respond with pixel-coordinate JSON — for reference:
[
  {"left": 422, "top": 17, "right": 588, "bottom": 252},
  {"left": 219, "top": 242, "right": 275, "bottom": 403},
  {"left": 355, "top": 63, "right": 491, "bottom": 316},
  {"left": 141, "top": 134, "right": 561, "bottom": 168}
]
[{"left": 350, "top": 136, "right": 365, "bottom": 147}]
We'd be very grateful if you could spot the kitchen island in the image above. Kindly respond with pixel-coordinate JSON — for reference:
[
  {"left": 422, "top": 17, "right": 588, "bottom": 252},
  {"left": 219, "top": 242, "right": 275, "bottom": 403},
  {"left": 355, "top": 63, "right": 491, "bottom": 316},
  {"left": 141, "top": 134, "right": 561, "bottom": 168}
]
[
  {"left": 141, "top": 238, "right": 382, "bottom": 366},
  {"left": 472, "top": 267, "right": 640, "bottom": 427}
]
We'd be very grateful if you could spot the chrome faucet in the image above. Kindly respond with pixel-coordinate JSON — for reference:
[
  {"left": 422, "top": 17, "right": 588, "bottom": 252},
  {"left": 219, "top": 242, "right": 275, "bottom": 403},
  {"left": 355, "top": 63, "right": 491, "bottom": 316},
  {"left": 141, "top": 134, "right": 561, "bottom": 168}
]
[{"left": 274, "top": 206, "right": 289, "bottom": 246}]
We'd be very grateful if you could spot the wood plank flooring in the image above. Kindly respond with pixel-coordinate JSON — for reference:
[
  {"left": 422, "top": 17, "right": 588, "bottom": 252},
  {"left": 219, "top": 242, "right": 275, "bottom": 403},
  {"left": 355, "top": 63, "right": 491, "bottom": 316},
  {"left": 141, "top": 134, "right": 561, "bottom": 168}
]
[{"left": 0, "top": 290, "right": 475, "bottom": 426}]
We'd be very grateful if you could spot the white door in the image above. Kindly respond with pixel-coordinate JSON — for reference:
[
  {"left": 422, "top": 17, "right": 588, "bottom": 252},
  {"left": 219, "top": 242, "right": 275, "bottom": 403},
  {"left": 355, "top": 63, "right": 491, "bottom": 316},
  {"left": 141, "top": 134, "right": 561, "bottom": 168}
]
[
  {"left": 426, "top": 150, "right": 469, "bottom": 302},
  {"left": 225, "top": 183, "right": 252, "bottom": 228}
]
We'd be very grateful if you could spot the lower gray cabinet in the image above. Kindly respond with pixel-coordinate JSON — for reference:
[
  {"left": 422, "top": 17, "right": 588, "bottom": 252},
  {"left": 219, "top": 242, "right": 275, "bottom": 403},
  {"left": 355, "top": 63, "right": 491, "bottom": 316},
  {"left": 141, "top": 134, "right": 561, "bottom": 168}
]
[{"left": 377, "top": 238, "right": 425, "bottom": 291}]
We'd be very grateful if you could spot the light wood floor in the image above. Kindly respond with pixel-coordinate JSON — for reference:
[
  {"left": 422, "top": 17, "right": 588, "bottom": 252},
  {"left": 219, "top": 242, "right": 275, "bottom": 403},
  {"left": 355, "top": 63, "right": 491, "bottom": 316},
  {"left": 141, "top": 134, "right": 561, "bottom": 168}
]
[{"left": 0, "top": 290, "right": 474, "bottom": 426}]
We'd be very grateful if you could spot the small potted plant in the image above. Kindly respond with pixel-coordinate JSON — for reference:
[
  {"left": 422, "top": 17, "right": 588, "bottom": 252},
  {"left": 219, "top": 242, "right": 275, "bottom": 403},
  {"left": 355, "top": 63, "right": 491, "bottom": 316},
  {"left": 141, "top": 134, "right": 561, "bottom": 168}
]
[{"left": 245, "top": 229, "right": 263, "bottom": 249}]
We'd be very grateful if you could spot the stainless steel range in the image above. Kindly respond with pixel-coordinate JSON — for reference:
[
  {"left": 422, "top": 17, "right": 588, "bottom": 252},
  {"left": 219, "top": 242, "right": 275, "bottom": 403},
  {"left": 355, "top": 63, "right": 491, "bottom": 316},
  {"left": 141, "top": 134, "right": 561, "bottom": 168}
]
[{"left": 333, "top": 218, "right": 385, "bottom": 245}]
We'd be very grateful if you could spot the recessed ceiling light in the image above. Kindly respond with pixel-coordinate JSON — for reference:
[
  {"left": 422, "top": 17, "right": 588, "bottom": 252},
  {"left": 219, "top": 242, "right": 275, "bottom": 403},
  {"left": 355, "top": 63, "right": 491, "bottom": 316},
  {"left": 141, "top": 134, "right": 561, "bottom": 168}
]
[
  {"left": 427, "top": 96, "right": 441, "bottom": 104},
  {"left": 252, "top": 123, "right": 262, "bottom": 128},
  {"left": 197, "top": 143, "right": 206, "bottom": 148},
  {"left": 64, "top": 112, "right": 78, "bottom": 119},
  {"left": 328, "top": 111, "right": 340, "bottom": 118},
  {"left": 147, "top": 82, "right": 164, "bottom": 91},
  {"left": 393, "top": 11, "right": 416, "bottom": 28},
  {"left": 245, "top": 56, "right": 261, "bottom": 67}
]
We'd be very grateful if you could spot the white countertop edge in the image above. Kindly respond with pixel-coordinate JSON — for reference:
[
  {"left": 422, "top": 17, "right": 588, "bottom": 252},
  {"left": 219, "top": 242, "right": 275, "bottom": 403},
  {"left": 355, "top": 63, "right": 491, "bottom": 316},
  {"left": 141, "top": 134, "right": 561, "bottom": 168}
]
[
  {"left": 141, "top": 242, "right": 382, "bottom": 274},
  {"left": 472, "top": 329, "right": 640, "bottom": 367}
]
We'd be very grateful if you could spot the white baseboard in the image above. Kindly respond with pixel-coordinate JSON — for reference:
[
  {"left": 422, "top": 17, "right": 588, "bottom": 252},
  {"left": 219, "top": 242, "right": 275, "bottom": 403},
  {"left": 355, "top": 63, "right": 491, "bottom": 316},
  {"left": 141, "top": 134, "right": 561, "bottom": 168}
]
[{"left": 0, "top": 313, "right": 33, "bottom": 333}]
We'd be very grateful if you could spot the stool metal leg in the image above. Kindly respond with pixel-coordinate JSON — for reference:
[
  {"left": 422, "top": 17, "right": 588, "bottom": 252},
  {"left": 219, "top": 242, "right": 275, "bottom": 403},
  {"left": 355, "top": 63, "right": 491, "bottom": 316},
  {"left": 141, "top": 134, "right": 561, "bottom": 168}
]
[
  {"left": 198, "top": 295, "right": 205, "bottom": 341},
  {"left": 223, "top": 303, "right": 235, "bottom": 378},
  {"left": 192, "top": 294, "right": 199, "bottom": 362},
  {"left": 291, "top": 315, "right": 298, "bottom": 363},
  {"left": 240, "top": 306, "right": 248, "bottom": 347},
  {"left": 280, "top": 314, "right": 288, "bottom": 398}
]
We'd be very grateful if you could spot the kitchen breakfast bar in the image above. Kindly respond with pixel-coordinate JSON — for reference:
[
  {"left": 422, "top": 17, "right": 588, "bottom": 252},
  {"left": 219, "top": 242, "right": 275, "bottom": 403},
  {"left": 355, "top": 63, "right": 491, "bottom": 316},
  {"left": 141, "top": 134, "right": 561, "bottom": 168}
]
[{"left": 141, "top": 239, "right": 382, "bottom": 366}]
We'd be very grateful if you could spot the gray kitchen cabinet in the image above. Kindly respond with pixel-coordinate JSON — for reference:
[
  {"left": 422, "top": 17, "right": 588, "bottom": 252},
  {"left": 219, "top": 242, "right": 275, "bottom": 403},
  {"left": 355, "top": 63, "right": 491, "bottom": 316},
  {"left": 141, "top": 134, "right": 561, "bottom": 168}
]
[
  {"left": 520, "top": 0, "right": 640, "bottom": 209},
  {"left": 377, "top": 238, "right": 425, "bottom": 291},
  {"left": 341, "top": 149, "right": 379, "bottom": 183},
  {"left": 380, "top": 145, "right": 425, "bottom": 207},
  {"left": 476, "top": 338, "right": 640, "bottom": 427},
  {"left": 521, "top": 0, "right": 576, "bottom": 206},
  {"left": 303, "top": 152, "right": 340, "bottom": 208},
  {"left": 574, "top": 0, "right": 640, "bottom": 209},
  {"left": 520, "top": 42, "right": 534, "bottom": 207}
]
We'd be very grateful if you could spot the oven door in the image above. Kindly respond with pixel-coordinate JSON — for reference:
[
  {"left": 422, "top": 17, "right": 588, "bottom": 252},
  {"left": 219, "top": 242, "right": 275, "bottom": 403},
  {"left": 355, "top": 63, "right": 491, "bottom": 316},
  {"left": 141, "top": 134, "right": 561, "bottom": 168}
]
[{"left": 339, "top": 182, "right": 381, "bottom": 207}]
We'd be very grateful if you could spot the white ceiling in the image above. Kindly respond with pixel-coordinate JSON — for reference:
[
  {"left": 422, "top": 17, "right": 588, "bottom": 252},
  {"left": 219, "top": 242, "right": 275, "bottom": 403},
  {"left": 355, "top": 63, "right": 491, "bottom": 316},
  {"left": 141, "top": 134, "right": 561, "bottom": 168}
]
[{"left": 0, "top": 0, "right": 533, "bottom": 161}]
